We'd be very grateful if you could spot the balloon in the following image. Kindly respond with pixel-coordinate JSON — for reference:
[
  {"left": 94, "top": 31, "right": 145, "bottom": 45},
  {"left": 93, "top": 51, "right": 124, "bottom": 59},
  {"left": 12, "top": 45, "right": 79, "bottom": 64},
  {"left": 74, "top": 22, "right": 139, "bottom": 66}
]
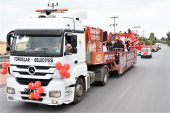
[
  {"left": 63, "top": 64, "right": 70, "bottom": 70},
  {"left": 34, "top": 93, "right": 40, "bottom": 100},
  {"left": 36, "top": 87, "right": 44, "bottom": 94},
  {"left": 65, "top": 71, "right": 70, "bottom": 79},
  {"left": 1, "top": 68, "right": 8, "bottom": 75},
  {"left": 2, "top": 63, "right": 9, "bottom": 68},
  {"left": 59, "top": 68, "right": 67, "bottom": 77},
  {"left": 55, "top": 62, "right": 63, "bottom": 70},
  {"left": 34, "top": 81, "right": 41, "bottom": 88},
  {"left": 28, "top": 82, "right": 35, "bottom": 90},
  {"left": 28, "top": 93, "right": 34, "bottom": 100}
]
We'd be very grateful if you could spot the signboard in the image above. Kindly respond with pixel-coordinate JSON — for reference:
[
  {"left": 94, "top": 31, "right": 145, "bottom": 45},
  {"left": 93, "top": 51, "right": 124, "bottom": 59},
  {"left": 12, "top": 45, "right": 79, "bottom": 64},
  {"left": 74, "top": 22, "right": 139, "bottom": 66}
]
[
  {"left": 104, "top": 52, "right": 115, "bottom": 63},
  {"left": 86, "top": 26, "right": 103, "bottom": 52},
  {"left": 119, "top": 52, "right": 127, "bottom": 74}
]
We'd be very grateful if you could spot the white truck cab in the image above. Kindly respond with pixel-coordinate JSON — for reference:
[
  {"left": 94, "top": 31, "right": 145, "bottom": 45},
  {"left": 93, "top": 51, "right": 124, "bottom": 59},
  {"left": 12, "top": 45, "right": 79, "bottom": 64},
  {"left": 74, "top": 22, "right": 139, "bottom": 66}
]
[{"left": 6, "top": 9, "right": 91, "bottom": 105}]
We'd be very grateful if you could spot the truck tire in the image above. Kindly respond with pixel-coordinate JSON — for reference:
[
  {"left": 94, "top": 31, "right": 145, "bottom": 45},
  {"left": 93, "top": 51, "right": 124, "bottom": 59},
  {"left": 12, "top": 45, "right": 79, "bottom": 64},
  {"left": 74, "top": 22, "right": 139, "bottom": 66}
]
[
  {"left": 99, "top": 66, "right": 109, "bottom": 86},
  {"left": 73, "top": 77, "right": 85, "bottom": 104}
]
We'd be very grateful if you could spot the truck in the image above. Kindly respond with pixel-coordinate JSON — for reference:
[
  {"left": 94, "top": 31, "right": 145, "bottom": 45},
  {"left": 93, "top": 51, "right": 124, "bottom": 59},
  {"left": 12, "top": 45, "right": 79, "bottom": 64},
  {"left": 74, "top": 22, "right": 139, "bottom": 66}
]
[{"left": 1, "top": 8, "right": 137, "bottom": 105}]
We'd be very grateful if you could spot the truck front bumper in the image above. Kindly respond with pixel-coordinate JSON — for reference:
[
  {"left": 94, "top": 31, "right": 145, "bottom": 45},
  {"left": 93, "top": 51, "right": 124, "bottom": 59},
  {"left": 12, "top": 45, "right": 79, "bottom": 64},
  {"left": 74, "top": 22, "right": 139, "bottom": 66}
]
[{"left": 7, "top": 76, "right": 66, "bottom": 105}]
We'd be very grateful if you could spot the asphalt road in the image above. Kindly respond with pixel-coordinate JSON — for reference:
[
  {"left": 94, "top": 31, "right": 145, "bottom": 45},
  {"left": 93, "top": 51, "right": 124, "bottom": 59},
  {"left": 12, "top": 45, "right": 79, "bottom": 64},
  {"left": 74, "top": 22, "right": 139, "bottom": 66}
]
[{"left": 0, "top": 45, "right": 169, "bottom": 113}]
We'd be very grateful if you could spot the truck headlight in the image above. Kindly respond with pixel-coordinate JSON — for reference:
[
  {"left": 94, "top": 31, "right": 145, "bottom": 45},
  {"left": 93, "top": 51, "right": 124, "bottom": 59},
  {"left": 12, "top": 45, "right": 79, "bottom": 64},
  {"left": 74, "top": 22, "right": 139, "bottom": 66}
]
[
  {"left": 49, "top": 91, "right": 61, "bottom": 98},
  {"left": 7, "top": 87, "right": 15, "bottom": 94}
]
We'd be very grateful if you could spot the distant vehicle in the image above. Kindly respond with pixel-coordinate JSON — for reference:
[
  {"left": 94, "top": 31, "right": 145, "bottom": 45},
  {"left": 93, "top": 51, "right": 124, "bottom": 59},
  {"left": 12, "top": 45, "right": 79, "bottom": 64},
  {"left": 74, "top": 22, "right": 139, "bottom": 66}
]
[
  {"left": 141, "top": 48, "right": 152, "bottom": 58},
  {"left": 151, "top": 45, "right": 158, "bottom": 52},
  {"left": 155, "top": 43, "right": 161, "bottom": 50}
]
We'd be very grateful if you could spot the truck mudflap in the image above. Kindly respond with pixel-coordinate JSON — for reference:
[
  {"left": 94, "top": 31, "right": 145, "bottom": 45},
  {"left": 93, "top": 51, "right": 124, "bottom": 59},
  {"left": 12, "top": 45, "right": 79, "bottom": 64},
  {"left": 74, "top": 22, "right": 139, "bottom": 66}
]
[{"left": 118, "top": 50, "right": 137, "bottom": 74}]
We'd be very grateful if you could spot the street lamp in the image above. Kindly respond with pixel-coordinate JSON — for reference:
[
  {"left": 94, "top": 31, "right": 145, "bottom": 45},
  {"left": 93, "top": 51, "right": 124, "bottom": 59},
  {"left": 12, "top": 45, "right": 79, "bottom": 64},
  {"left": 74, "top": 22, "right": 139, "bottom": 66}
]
[
  {"left": 133, "top": 26, "right": 141, "bottom": 34},
  {"left": 110, "top": 16, "right": 118, "bottom": 33},
  {"left": 48, "top": 3, "right": 58, "bottom": 9}
]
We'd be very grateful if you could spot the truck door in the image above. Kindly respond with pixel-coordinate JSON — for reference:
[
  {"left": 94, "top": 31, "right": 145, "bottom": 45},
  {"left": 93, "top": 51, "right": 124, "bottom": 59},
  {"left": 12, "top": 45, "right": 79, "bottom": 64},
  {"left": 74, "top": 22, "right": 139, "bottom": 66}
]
[{"left": 63, "top": 33, "right": 78, "bottom": 70}]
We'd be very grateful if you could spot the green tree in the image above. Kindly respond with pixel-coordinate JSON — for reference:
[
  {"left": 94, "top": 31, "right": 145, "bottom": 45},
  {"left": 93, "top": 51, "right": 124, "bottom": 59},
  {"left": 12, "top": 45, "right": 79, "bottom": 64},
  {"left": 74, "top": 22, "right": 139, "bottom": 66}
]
[
  {"left": 149, "top": 32, "right": 157, "bottom": 44},
  {"left": 166, "top": 32, "right": 170, "bottom": 46},
  {"left": 161, "top": 37, "right": 167, "bottom": 44},
  {"left": 145, "top": 40, "right": 152, "bottom": 45}
]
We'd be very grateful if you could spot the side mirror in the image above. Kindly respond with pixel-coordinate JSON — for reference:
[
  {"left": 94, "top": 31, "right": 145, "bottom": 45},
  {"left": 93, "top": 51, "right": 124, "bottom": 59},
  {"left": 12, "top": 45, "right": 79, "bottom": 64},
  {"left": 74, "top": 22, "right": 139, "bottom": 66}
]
[
  {"left": 6, "top": 46, "right": 11, "bottom": 52},
  {"left": 6, "top": 31, "right": 14, "bottom": 52}
]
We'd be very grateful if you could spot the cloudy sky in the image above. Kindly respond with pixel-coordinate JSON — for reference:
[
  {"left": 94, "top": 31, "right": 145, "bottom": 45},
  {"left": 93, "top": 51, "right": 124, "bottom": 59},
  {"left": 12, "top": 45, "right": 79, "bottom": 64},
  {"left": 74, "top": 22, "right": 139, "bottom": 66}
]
[{"left": 0, "top": 0, "right": 170, "bottom": 41}]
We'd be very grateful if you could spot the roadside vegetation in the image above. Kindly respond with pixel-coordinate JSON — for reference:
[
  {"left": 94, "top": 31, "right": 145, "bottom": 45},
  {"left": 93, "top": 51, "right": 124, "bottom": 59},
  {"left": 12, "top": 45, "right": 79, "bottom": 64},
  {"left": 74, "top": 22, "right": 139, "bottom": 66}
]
[
  {"left": 166, "top": 32, "right": 170, "bottom": 46},
  {"left": 138, "top": 32, "right": 161, "bottom": 45}
]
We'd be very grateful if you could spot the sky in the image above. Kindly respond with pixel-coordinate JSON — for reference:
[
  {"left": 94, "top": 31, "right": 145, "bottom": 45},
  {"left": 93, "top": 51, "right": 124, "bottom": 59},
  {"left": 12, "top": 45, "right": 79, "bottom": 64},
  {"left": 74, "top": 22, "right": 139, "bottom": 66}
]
[{"left": 0, "top": 0, "right": 170, "bottom": 41}]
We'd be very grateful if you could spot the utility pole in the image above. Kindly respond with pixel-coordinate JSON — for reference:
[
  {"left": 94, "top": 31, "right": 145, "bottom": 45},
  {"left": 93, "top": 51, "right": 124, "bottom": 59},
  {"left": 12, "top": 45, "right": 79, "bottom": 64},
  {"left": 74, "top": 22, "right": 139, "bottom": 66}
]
[{"left": 110, "top": 16, "right": 118, "bottom": 33}]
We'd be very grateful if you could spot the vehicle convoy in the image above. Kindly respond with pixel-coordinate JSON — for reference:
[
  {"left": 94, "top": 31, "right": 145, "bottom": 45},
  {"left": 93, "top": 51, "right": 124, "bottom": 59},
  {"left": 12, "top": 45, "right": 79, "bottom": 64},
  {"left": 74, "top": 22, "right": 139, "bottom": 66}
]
[
  {"left": 141, "top": 48, "right": 152, "bottom": 58},
  {"left": 1, "top": 7, "right": 137, "bottom": 105}
]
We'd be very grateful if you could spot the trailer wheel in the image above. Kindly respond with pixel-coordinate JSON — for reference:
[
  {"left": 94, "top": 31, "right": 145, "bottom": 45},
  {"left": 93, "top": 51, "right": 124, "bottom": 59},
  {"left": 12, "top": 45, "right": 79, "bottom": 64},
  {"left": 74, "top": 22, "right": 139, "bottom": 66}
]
[{"left": 73, "top": 77, "right": 85, "bottom": 104}]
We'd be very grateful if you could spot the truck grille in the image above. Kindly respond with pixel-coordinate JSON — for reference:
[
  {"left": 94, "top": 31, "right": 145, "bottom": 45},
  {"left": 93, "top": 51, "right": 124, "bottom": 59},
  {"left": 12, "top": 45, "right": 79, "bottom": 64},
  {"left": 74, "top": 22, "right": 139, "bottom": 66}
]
[
  {"left": 16, "top": 78, "right": 52, "bottom": 86},
  {"left": 13, "top": 71, "right": 53, "bottom": 76},
  {"left": 12, "top": 65, "right": 55, "bottom": 70},
  {"left": 12, "top": 64, "right": 55, "bottom": 76},
  {"left": 21, "top": 91, "right": 46, "bottom": 96},
  {"left": 21, "top": 97, "right": 43, "bottom": 101}
]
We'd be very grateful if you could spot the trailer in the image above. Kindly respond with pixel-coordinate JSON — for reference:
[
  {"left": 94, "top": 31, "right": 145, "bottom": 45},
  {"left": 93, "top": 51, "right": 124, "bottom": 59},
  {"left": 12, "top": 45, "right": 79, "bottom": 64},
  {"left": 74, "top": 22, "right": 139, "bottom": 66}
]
[{"left": 1, "top": 7, "right": 137, "bottom": 105}]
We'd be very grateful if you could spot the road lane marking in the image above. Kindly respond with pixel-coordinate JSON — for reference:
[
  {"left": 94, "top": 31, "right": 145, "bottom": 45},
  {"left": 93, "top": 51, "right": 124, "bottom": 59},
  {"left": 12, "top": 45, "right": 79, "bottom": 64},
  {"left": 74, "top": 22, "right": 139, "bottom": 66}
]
[{"left": 119, "top": 84, "right": 132, "bottom": 99}]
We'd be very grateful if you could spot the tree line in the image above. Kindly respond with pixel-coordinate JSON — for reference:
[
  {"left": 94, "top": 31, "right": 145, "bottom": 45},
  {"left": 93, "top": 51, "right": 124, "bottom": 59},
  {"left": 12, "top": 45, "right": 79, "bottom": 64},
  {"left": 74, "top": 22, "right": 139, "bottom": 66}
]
[
  {"left": 138, "top": 32, "right": 170, "bottom": 46},
  {"left": 138, "top": 32, "right": 161, "bottom": 45}
]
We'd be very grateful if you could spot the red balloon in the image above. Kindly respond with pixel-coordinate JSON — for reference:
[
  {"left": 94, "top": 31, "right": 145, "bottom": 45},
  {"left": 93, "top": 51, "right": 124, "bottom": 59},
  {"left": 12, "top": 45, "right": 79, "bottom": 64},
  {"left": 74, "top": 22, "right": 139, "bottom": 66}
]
[
  {"left": 28, "top": 82, "right": 35, "bottom": 90},
  {"left": 59, "top": 68, "right": 67, "bottom": 77},
  {"left": 36, "top": 87, "right": 44, "bottom": 94},
  {"left": 55, "top": 62, "right": 63, "bottom": 70},
  {"left": 1, "top": 68, "right": 8, "bottom": 75},
  {"left": 34, "top": 81, "right": 41, "bottom": 88},
  {"left": 65, "top": 71, "right": 70, "bottom": 79},
  {"left": 2, "top": 63, "right": 9, "bottom": 68},
  {"left": 34, "top": 93, "right": 40, "bottom": 100},
  {"left": 63, "top": 64, "right": 70, "bottom": 70},
  {"left": 28, "top": 93, "right": 34, "bottom": 100}
]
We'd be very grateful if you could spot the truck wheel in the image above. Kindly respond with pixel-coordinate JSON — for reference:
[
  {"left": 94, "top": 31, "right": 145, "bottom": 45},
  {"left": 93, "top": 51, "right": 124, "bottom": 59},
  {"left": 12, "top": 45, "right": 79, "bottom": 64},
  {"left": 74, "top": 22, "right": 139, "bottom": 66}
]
[
  {"left": 73, "top": 77, "right": 85, "bottom": 104},
  {"left": 98, "top": 66, "right": 109, "bottom": 86}
]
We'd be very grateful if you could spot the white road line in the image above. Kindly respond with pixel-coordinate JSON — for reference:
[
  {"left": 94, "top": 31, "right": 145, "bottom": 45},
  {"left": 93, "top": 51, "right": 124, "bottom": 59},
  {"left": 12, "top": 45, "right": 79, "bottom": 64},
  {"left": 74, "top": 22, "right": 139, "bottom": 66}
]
[{"left": 119, "top": 84, "right": 132, "bottom": 99}]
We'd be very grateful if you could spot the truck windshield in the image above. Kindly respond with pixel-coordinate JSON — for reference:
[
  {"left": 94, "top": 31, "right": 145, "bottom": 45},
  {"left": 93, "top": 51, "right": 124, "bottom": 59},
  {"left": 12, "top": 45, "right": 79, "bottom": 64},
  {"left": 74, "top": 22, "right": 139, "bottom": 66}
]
[{"left": 11, "top": 34, "right": 63, "bottom": 57}]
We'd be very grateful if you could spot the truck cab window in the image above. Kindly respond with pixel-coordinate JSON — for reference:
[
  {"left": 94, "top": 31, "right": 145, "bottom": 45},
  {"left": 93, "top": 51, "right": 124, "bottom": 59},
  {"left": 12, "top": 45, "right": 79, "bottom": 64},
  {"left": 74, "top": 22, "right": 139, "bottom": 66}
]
[{"left": 65, "top": 34, "right": 77, "bottom": 54}]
